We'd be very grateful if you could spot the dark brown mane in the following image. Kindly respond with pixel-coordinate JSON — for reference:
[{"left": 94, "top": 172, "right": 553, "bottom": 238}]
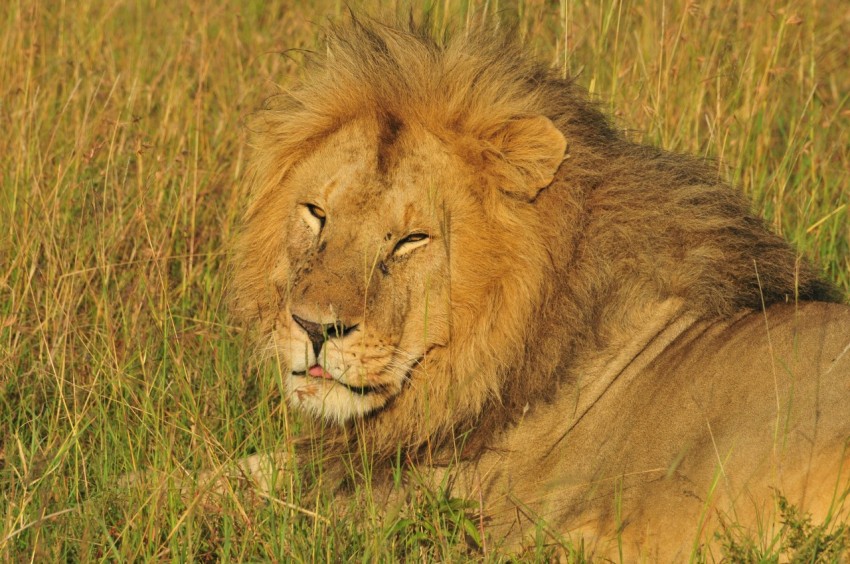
[{"left": 232, "top": 14, "right": 838, "bottom": 465}]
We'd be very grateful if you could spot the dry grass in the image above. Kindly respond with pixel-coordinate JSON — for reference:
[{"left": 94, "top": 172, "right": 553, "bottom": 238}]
[{"left": 1, "top": 0, "right": 848, "bottom": 561}]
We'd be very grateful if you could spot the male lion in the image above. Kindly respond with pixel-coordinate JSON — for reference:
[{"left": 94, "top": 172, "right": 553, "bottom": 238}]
[{"left": 228, "top": 16, "right": 850, "bottom": 561}]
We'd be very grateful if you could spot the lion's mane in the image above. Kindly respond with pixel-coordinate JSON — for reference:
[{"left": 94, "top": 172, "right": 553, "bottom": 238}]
[{"left": 231, "top": 16, "right": 837, "bottom": 463}]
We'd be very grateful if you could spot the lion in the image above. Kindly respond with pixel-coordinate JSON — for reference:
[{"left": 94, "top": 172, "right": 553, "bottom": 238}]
[{"left": 226, "top": 16, "right": 850, "bottom": 560}]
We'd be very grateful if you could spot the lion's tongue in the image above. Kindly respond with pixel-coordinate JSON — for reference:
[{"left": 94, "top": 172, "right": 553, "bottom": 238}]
[{"left": 308, "top": 364, "right": 333, "bottom": 379}]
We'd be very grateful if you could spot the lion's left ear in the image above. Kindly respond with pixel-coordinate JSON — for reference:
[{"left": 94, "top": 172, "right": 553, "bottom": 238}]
[{"left": 483, "top": 115, "right": 567, "bottom": 200}]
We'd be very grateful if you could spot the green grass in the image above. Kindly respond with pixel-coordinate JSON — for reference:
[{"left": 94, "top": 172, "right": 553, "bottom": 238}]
[{"left": 1, "top": 0, "right": 848, "bottom": 561}]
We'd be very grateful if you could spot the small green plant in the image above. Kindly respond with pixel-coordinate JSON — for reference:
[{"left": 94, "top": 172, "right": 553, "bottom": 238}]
[
  {"left": 382, "top": 485, "right": 483, "bottom": 560},
  {"left": 706, "top": 492, "right": 850, "bottom": 563}
]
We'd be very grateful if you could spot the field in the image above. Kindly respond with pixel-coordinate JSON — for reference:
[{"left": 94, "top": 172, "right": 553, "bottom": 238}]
[{"left": 1, "top": 0, "right": 849, "bottom": 561}]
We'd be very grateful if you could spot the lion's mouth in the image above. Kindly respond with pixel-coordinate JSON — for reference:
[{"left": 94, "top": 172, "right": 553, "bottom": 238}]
[
  {"left": 290, "top": 348, "right": 434, "bottom": 401},
  {"left": 291, "top": 366, "right": 379, "bottom": 396}
]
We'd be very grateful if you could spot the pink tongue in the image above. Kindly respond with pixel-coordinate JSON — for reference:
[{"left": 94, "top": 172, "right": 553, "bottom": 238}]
[{"left": 308, "top": 364, "right": 333, "bottom": 379}]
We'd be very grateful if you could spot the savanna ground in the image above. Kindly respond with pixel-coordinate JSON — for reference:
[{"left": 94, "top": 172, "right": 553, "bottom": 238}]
[{"left": 1, "top": 0, "right": 849, "bottom": 561}]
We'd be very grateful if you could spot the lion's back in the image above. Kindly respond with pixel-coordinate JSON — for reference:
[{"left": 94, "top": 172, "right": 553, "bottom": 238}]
[{"left": 451, "top": 301, "right": 850, "bottom": 560}]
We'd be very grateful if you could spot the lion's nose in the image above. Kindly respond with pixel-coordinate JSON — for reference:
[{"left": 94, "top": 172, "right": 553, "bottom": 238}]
[{"left": 291, "top": 314, "right": 359, "bottom": 358}]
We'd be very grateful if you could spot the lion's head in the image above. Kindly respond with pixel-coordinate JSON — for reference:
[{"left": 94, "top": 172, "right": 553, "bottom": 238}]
[
  {"left": 261, "top": 115, "right": 565, "bottom": 425},
  {"left": 232, "top": 19, "right": 571, "bottom": 452},
  {"left": 232, "top": 17, "right": 834, "bottom": 458}
]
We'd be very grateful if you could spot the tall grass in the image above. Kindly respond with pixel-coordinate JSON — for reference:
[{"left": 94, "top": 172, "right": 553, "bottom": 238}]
[{"left": 1, "top": 0, "right": 847, "bottom": 561}]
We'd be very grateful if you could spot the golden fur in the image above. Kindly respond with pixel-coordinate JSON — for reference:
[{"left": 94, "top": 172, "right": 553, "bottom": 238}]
[{"left": 230, "top": 16, "right": 850, "bottom": 559}]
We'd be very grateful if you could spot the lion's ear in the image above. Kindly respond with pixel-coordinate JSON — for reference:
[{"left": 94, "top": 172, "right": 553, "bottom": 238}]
[{"left": 484, "top": 115, "right": 567, "bottom": 200}]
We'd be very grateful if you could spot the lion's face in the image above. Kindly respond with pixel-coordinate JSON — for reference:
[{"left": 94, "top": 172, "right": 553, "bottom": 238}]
[
  {"left": 237, "top": 93, "right": 566, "bottom": 433},
  {"left": 271, "top": 119, "right": 458, "bottom": 422}
]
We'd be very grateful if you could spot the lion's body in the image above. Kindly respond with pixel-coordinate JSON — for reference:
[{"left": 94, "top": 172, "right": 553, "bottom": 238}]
[
  {"left": 229, "top": 17, "right": 850, "bottom": 560},
  {"left": 433, "top": 301, "right": 850, "bottom": 559}
]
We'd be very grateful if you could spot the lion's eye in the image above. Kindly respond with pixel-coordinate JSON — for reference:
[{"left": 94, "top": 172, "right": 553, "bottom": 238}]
[
  {"left": 299, "top": 203, "right": 326, "bottom": 234},
  {"left": 306, "top": 203, "right": 326, "bottom": 221},
  {"left": 393, "top": 232, "right": 430, "bottom": 257}
]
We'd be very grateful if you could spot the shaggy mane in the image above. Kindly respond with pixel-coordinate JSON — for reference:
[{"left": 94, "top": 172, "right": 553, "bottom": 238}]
[
  {"left": 236, "top": 15, "right": 614, "bottom": 225},
  {"left": 232, "top": 15, "right": 838, "bottom": 465}
]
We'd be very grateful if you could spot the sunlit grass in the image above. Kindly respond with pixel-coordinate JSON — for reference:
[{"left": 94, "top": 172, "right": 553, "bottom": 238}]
[{"left": 1, "top": 0, "right": 848, "bottom": 560}]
